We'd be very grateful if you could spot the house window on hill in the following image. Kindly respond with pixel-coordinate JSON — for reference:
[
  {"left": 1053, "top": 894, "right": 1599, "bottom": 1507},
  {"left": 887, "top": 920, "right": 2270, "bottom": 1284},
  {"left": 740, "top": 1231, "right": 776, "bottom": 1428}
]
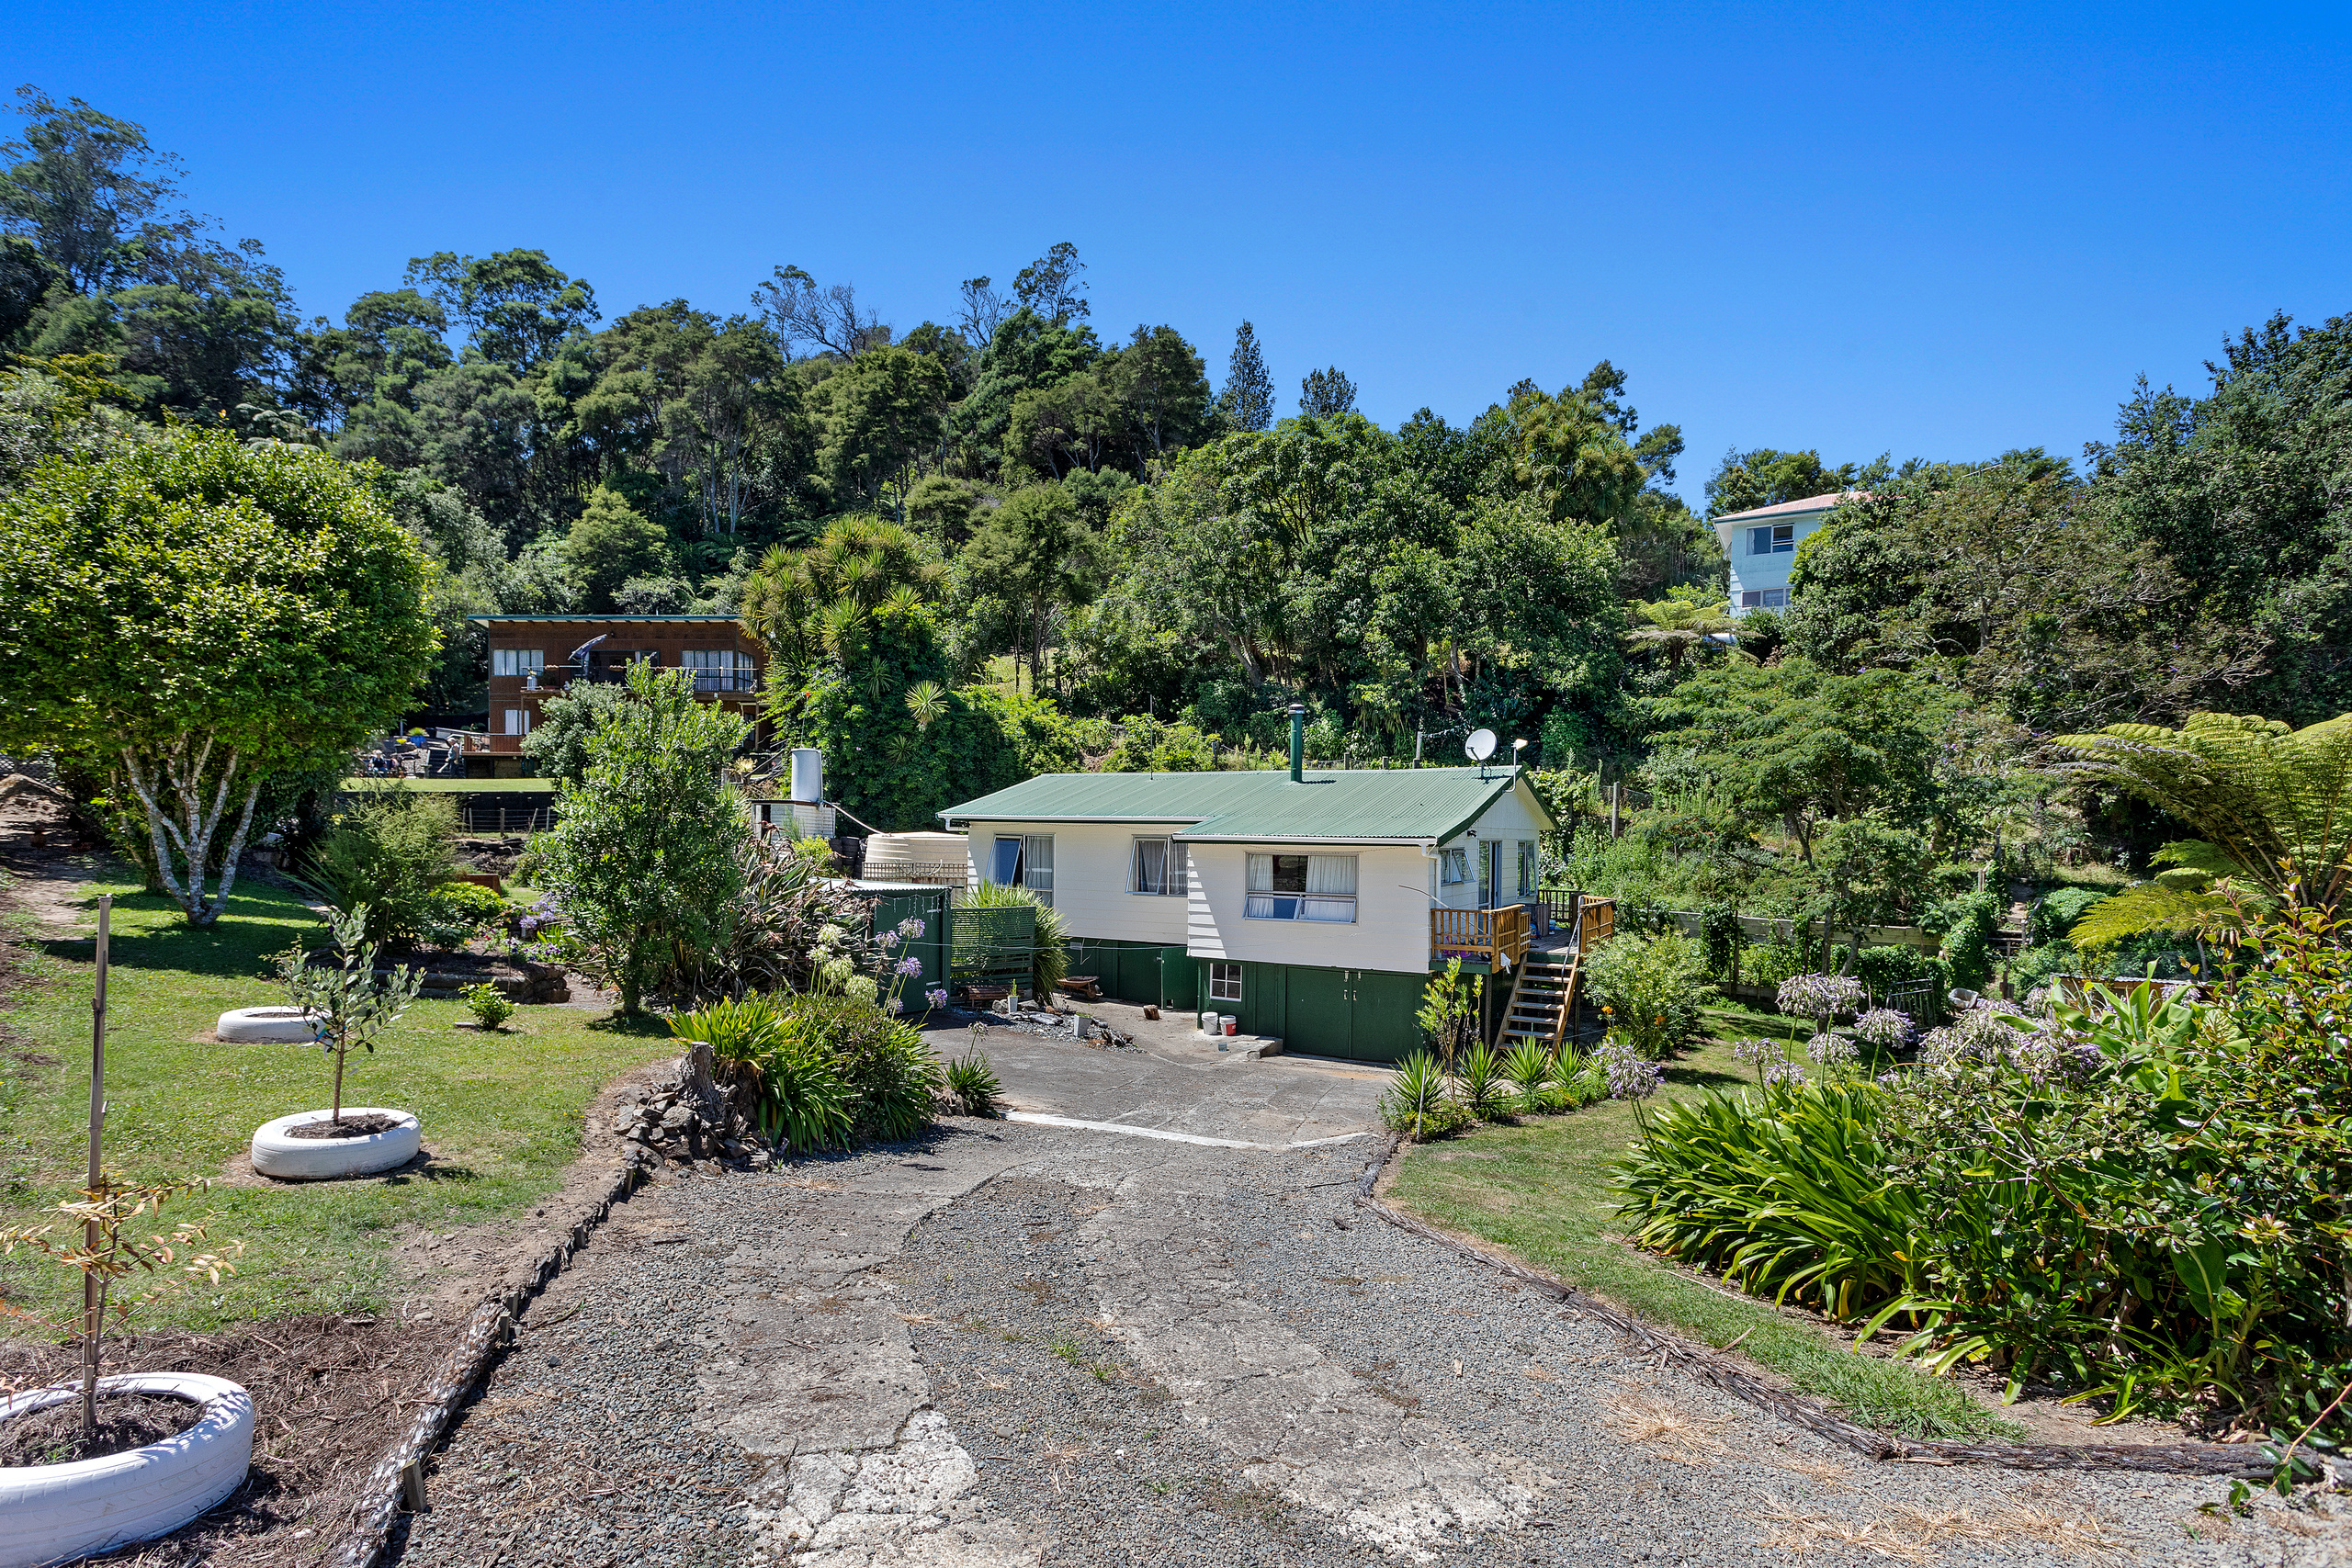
[
  {"left": 989, "top": 833, "right": 1054, "bottom": 906},
  {"left": 1245, "top": 853, "right": 1356, "bottom": 922},
  {"left": 1440, "top": 847, "right": 1470, "bottom": 886},
  {"left": 492, "top": 649, "right": 544, "bottom": 677},
  {"left": 1132, "top": 837, "right": 1188, "bottom": 896},
  {"left": 1739, "top": 588, "right": 1789, "bottom": 609},
  {"left": 1749, "top": 524, "right": 1794, "bottom": 555}
]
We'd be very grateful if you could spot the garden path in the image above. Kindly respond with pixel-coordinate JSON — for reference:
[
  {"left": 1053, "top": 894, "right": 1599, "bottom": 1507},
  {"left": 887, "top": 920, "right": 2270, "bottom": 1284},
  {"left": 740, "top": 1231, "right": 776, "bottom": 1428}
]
[{"left": 390, "top": 1092, "right": 2345, "bottom": 1568}]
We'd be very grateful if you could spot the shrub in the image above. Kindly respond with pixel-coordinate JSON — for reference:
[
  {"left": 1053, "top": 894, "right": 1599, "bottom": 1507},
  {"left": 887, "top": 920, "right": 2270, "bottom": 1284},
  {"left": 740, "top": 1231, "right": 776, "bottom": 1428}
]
[
  {"left": 780, "top": 992, "right": 943, "bottom": 1143},
  {"left": 423, "top": 881, "right": 509, "bottom": 949},
  {"left": 272, "top": 904, "right": 424, "bottom": 1123},
  {"left": 1454, "top": 1042, "right": 1511, "bottom": 1120},
  {"left": 305, "top": 787, "right": 459, "bottom": 946},
  {"left": 461, "top": 982, "right": 514, "bottom": 1032},
  {"left": 1853, "top": 944, "right": 1941, "bottom": 1008},
  {"left": 1379, "top": 1051, "right": 1467, "bottom": 1141},
  {"left": 944, "top": 1049, "right": 1002, "bottom": 1117},
  {"left": 1565, "top": 1053, "right": 1610, "bottom": 1106},
  {"left": 1416, "top": 960, "right": 1483, "bottom": 1068},
  {"left": 1583, "top": 931, "right": 1713, "bottom": 1059},
  {"left": 1740, "top": 938, "right": 1808, "bottom": 991},
  {"left": 1502, "top": 1040, "right": 1564, "bottom": 1113},
  {"left": 2029, "top": 886, "right": 2108, "bottom": 947},
  {"left": 1935, "top": 888, "right": 2000, "bottom": 994}
]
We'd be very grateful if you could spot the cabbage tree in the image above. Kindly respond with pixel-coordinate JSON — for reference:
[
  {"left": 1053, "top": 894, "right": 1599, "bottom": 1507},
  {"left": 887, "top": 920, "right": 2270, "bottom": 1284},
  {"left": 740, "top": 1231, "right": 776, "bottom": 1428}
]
[{"left": 0, "top": 429, "right": 436, "bottom": 923}]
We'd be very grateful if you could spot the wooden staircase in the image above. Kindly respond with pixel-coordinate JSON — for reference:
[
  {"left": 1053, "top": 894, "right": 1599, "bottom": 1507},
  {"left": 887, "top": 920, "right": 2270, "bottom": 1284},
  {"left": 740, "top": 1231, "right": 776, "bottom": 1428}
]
[{"left": 1497, "top": 948, "right": 1580, "bottom": 1053}]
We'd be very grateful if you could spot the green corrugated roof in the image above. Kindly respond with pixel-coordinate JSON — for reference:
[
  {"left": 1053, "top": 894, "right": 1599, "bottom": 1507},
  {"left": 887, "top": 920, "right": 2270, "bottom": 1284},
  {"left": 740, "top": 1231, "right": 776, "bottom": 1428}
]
[{"left": 938, "top": 766, "right": 1545, "bottom": 844}]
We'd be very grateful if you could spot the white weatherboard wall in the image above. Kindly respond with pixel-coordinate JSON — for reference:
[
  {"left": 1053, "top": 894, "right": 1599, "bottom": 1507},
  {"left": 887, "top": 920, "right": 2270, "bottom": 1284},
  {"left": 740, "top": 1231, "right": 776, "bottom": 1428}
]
[
  {"left": 1185, "top": 842, "right": 1431, "bottom": 974},
  {"left": 1435, "top": 780, "right": 1550, "bottom": 911},
  {"left": 961, "top": 819, "right": 1192, "bottom": 945}
]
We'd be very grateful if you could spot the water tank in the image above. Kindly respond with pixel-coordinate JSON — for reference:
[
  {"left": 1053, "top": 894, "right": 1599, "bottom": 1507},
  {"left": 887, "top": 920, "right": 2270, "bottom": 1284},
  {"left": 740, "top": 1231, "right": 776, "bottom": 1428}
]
[{"left": 789, "top": 748, "right": 824, "bottom": 805}]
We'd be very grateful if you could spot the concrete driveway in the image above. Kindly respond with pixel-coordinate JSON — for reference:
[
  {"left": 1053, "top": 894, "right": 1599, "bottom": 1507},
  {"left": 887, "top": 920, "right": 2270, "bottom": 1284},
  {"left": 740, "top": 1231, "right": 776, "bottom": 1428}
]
[{"left": 389, "top": 1032, "right": 2337, "bottom": 1568}]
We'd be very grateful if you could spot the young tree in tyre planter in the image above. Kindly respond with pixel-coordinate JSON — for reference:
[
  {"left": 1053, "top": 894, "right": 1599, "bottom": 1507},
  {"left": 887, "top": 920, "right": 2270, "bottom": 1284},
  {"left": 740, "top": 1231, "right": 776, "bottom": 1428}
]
[
  {"left": 0, "top": 428, "right": 437, "bottom": 927},
  {"left": 0, "top": 890, "right": 253, "bottom": 1564},
  {"left": 256, "top": 905, "right": 426, "bottom": 1178}
]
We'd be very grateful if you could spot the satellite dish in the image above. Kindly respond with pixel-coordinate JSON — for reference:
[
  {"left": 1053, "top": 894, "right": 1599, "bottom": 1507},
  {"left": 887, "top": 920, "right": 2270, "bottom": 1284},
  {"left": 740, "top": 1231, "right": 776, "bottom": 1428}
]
[{"left": 1464, "top": 728, "right": 1498, "bottom": 762}]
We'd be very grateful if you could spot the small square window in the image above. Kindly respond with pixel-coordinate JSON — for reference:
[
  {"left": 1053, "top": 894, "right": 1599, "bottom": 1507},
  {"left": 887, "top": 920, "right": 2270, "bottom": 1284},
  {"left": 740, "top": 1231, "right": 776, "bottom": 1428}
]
[
  {"left": 1439, "top": 847, "right": 1470, "bottom": 885},
  {"left": 1209, "top": 962, "right": 1243, "bottom": 1003}
]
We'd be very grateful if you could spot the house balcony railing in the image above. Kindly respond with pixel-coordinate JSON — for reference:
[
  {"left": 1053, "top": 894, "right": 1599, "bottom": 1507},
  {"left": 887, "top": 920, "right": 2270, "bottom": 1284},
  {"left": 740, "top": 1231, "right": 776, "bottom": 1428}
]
[
  {"left": 490, "top": 668, "right": 758, "bottom": 695},
  {"left": 1430, "top": 905, "right": 1531, "bottom": 970}
]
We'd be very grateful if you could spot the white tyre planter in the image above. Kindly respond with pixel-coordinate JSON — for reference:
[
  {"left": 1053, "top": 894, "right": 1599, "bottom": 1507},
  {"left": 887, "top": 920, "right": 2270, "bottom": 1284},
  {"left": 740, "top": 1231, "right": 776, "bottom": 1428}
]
[
  {"left": 214, "top": 1006, "right": 322, "bottom": 1043},
  {"left": 250, "top": 1108, "right": 422, "bottom": 1180},
  {"left": 0, "top": 1372, "right": 253, "bottom": 1568}
]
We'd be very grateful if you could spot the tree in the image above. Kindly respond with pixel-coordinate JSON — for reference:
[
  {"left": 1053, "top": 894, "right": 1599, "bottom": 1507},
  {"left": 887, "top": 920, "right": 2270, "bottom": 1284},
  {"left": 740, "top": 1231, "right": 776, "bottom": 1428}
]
[
  {"left": 815, "top": 345, "right": 951, "bottom": 513},
  {"left": 1107, "top": 324, "right": 1214, "bottom": 457},
  {"left": 1623, "top": 596, "right": 1738, "bottom": 667},
  {"left": 962, "top": 485, "right": 1099, "bottom": 689},
  {"left": 1298, "top": 367, "right": 1356, "bottom": 418},
  {"left": 0, "top": 428, "right": 437, "bottom": 923},
  {"left": 0, "top": 86, "right": 189, "bottom": 295},
  {"left": 740, "top": 516, "right": 945, "bottom": 684},
  {"left": 1012, "top": 242, "right": 1089, "bottom": 325},
  {"left": 2053, "top": 711, "right": 2352, "bottom": 911},
  {"left": 403, "top": 248, "right": 597, "bottom": 371},
  {"left": 956, "top": 276, "right": 1012, "bottom": 346},
  {"left": 524, "top": 660, "right": 752, "bottom": 1013},
  {"left": 520, "top": 679, "right": 629, "bottom": 786},
  {"left": 1644, "top": 660, "right": 1949, "bottom": 864},
  {"left": 563, "top": 485, "right": 673, "bottom": 612},
  {"left": 1704, "top": 446, "right": 1875, "bottom": 517},
  {"left": 754, "top": 263, "right": 888, "bottom": 360},
  {"left": 1219, "top": 321, "right": 1273, "bottom": 434}
]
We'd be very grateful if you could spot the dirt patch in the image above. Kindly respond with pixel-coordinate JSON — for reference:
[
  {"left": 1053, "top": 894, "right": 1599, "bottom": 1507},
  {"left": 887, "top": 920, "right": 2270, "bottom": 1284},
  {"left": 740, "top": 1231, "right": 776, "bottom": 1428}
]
[
  {"left": 0, "top": 1388, "right": 199, "bottom": 1465},
  {"left": 282, "top": 1112, "right": 403, "bottom": 1140},
  {"left": 0, "top": 1316, "right": 444, "bottom": 1565}
]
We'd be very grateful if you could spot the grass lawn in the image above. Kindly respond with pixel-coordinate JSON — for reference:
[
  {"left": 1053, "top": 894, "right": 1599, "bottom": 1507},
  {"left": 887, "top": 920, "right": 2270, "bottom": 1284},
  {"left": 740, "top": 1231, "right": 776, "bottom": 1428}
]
[
  {"left": 338, "top": 777, "right": 553, "bottom": 794},
  {"left": 0, "top": 869, "right": 676, "bottom": 1335},
  {"left": 1386, "top": 1003, "right": 2021, "bottom": 1440}
]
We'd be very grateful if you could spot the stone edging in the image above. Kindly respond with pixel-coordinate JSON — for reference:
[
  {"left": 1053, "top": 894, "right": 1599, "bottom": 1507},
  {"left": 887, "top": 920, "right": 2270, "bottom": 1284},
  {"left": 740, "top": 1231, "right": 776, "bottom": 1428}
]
[
  {"left": 1352, "top": 1133, "right": 2330, "bottom": 1482},
  {"left": 328, "top": 1157, "right": 647, "bottom": 1568}
]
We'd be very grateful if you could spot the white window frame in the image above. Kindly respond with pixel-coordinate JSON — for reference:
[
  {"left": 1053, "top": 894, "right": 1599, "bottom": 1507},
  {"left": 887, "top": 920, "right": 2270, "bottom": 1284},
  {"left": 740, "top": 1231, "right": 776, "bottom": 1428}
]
[
  {"left": 492, "top": 648, "right": 545, "bottom": 678},
  {"left": 1439, "top": 847, "right": 1470, "bottom": 885},
  {"left": 1208, "top": 962, "right": 1243, "bottom": 1003},
  {"left": 501, "top": 707, "right": 530, "bottom": 736},
  {"left": 1518, "top": 840, "right": 1540, "bottom": 899},
  {"left": 989, "top": 833, "right": 1054, "bottom": 906},
  {"left": 1750, "top": 523, "right": 1794, "bottom": 556},
  {"left": 1739, "top": 587, "right": 1790, "bottom": 610},
  {"left": 1130, "top": 836, "right": 1187, "bottom": 897},
  {"left": 1244, "top": 852, "right": 1357, "bottom": 923}
]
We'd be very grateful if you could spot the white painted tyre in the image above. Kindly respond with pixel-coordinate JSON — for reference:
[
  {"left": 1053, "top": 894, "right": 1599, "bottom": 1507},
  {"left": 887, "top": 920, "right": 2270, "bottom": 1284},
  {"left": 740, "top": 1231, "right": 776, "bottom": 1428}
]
[
  {"left": 214, "top": 1006, "right": 322, "bottom": 1043},
  {"left": 250, "top": 1108, "right": 422, "bottom": 1180},
  {"left": 0, "top": 1372, "right": 253, "bottom": 1568}
]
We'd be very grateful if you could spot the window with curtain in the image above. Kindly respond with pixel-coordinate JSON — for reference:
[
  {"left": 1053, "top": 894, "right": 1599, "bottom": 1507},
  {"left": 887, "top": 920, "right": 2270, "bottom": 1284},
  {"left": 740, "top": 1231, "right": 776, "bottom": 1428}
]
[
  {"left": 1439, "top": 847, "right": 1469, "bottom": 885},
  {"left": 683, "top": 648, "right": 748, "bottom": 693},
  {"left": 1131, "top": 837, "right": 1187, "bottom": 896},
  {"left": 1245, "top": 852, "right": 1355, "bottom": 921},
  {"left": 987, "top": 834, "right": 1055, "bottom": 904},
  {"left": 492, "top": 648, "right": 544, "bottom": 677}
]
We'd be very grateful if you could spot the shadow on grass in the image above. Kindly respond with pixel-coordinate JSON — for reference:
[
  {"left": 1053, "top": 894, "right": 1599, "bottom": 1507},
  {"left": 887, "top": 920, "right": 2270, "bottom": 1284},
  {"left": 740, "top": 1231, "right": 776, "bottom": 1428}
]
[
  {"left": 582, "top": 1013, "right": 673, "bottom": 1037},
  {"left": 36, "top": 886, "right": 320, "bottom": 981}
]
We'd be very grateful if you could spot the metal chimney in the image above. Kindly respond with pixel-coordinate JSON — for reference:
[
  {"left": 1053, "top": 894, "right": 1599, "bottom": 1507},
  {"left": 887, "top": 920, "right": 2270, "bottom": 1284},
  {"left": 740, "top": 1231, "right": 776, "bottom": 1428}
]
[{"left": 1288, "top": 705, "right": 1306, "bottom": 783}]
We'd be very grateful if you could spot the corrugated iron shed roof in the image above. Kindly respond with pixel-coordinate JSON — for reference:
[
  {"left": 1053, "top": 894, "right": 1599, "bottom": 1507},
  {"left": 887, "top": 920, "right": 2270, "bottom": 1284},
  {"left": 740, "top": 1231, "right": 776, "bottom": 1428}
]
[{"left": 938, "top": 766, "right": 1545, "bottom": 844}]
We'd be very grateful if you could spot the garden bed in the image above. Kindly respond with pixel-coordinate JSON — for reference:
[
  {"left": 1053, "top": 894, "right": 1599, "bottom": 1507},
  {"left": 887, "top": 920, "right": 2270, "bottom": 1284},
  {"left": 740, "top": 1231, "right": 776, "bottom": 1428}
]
[{"left": 300, "top": 948, "right": 570, "bottom": 1002}]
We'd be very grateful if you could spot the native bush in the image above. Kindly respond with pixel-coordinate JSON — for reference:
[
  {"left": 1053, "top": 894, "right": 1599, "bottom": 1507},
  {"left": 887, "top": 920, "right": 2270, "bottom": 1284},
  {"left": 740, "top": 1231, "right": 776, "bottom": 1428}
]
[
  {"left": 461, "top": 982, "right": 514, "bottom": 1032},
  {"left": 1454, "top": 1041, "right": 1511, "bottom": 1120},
  {"left": 945, "top": 1045, "right": 1002, "bottom": 1117},
  {"left": 1379, "top": 1051, "right": 1468, "bottom": 1141},
  {"left": 1503, "top": 1040, "right": 1566, "bottom": 1113},
  {"left": 780, "top": 992, "right": 944, "bottom": 1143},
  {"left": 1619, "top": 894, "right": 2352, "bottom": 1445},
  {"left": 305, "top": 787, "right": 459, "bottom": 946},
  {"left": 1937, "top": 887, "right": 2000, "bottom": 993},
  {"left": 1583, "top": 931, "right": 1713, "bottom": 1059}
]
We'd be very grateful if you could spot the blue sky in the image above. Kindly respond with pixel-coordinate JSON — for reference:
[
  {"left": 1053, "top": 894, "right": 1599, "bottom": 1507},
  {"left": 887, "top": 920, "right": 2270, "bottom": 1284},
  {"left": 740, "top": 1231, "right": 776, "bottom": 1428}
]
[{"left": 9, "top": 0, "right": 2348, "bottom": 503}]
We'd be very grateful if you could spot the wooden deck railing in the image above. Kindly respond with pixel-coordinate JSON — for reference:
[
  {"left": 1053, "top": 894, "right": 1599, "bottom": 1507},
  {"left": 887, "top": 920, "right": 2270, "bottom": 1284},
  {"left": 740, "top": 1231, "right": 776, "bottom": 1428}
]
[{"left": 1430, "top": 905, "right": 1532, "bottom": 967}]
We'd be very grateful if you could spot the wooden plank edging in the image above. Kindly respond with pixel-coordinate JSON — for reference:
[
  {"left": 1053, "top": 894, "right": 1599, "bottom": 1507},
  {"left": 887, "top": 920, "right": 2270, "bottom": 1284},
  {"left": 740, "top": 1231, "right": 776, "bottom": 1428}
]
[{"left": 328, "top": 1158, "right": 648, "bottom": 1568}]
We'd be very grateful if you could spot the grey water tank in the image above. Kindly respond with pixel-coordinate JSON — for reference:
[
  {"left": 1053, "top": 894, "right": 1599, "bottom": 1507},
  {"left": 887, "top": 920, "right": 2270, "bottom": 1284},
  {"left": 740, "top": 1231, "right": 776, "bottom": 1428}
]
[{"left": 790, "top": 748, "right": 824, "bottom": 804}]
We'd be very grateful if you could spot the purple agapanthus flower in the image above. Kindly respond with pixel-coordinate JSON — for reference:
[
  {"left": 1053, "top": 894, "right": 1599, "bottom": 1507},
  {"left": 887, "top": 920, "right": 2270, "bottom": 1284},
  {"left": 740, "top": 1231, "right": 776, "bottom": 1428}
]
[
  {"left": 894, "top": 955, "right": 923, "bottom": 978},
  {"left": 898, "top": 917, "right": 926, "bottom": 939},
  {"left": 925, "top": 987, "right": 949, "bottom": 1010},
  {"left": 877, "top": 930, "right": 900, "bottom": 950}
]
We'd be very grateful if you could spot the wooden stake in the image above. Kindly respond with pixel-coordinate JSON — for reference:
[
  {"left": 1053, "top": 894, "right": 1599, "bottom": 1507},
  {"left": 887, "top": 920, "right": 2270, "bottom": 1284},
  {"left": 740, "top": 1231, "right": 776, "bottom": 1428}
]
[{"left": 82, "top": 894, "right": 111, "bottom": 1439}]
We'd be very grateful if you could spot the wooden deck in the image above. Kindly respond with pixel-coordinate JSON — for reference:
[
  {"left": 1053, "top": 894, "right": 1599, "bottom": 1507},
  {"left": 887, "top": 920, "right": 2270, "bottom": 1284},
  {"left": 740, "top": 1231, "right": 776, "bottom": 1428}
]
[{"left": 1430, "top": 906, "right": 1532, "bottom": 969}]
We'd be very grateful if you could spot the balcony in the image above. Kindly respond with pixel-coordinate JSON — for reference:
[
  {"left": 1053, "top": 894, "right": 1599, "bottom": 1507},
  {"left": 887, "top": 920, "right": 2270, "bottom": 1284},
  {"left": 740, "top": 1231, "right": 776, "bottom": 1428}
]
[{"left": 1430, "top": 906, "right": 1530, "bottom": 971}]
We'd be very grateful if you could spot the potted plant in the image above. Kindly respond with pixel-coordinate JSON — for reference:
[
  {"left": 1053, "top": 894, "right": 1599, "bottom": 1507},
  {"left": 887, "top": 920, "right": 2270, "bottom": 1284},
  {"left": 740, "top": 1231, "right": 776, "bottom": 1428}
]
[
  {"left": 2, "top": 894, "right": 254, "bottom": 1565},
  {"left": 252, "top": 905, "right": 425, "bottom": 1180}
]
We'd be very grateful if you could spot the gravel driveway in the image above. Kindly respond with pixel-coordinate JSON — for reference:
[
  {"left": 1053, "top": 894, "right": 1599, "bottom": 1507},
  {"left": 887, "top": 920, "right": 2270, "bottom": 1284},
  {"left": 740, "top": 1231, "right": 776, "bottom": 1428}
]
[{"left": 390, "top": 1039, "right": 2347, "bottom": 1567}]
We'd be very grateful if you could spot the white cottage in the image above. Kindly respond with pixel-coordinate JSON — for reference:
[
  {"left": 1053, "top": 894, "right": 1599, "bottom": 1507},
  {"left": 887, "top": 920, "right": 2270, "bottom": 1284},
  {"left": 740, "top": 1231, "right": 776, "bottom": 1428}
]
[{"left": 937, "top": 751, "right": 1557, "bottom": 1061}]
